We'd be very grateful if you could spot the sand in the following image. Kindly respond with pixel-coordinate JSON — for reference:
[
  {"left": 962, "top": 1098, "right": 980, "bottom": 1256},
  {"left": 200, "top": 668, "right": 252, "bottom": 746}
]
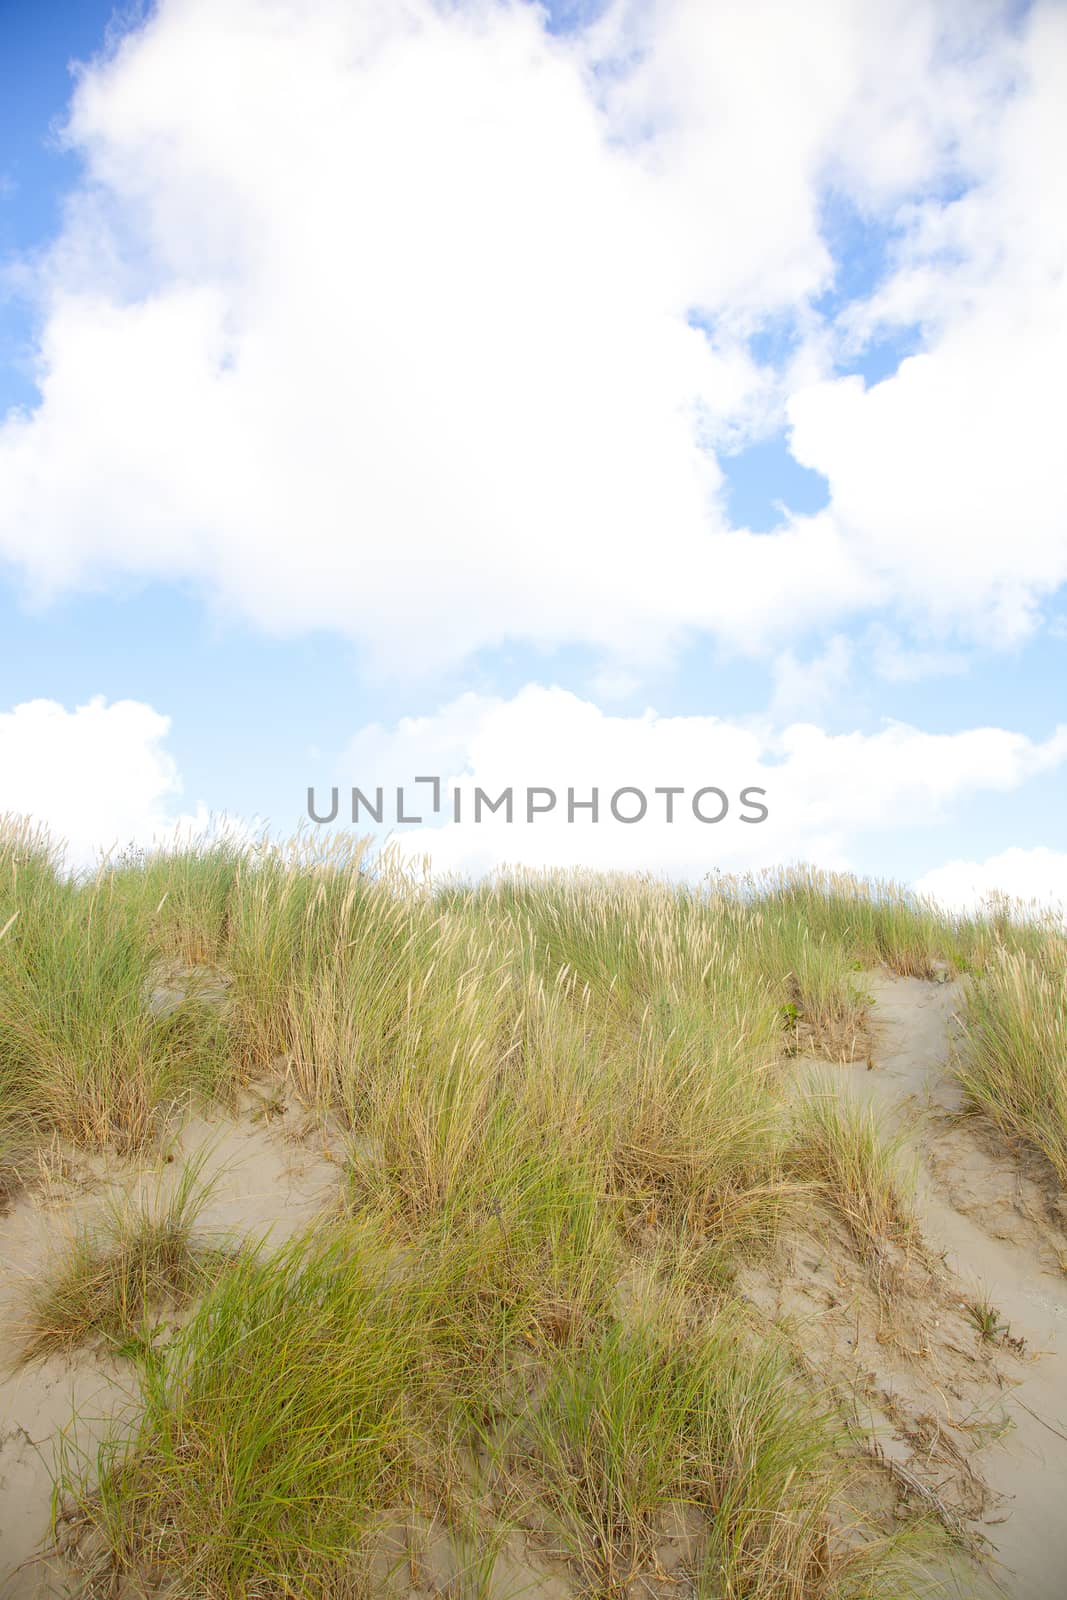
[{"left": 865, "top": 978, "right": 1067, "bottom": 1600}]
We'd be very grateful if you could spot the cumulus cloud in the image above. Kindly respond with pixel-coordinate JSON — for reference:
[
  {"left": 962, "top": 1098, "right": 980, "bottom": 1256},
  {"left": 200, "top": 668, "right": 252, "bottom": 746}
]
[
  {"left": 0, "top": 696, "right": 226, "bottom": 868},
  {"left": 0, "top": 0, "right": 1060, "bottom": 676},
  {"left": 787, "top": 2, "right": 1067, "bottom": 645},
  {"left": 916, "top": 846, "right": 1067, "bottom": 916},
  {"left": 333, "top": 684, "right": 1067, "bottom": 877}
]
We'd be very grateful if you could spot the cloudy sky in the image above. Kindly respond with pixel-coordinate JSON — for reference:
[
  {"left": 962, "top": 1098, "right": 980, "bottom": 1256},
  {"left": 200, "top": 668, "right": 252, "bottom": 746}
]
[{"left": 1, "top": 0, "right": 1065, "bottom": 904}]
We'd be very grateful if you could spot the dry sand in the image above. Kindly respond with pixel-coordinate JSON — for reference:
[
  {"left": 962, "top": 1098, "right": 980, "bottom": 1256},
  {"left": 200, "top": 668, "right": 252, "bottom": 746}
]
[{"left": 2, "top": 979, "right": 1067, "bottom": 1598}]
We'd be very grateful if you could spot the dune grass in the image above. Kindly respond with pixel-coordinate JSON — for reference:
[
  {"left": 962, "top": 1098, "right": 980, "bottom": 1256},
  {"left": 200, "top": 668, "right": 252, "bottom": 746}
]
[
  {"left": 790, "top": 1076, "right": 919, "bottom": 1258},
  {"left": 719, "top": 867, "right": 950, "bottom": 980},
  {"left": 105, "top": 834, "right": 248, "bottom": 969},
  {"left": 59, "top": 1222, "right": 943, "bottom": 1600},
  {"left": 23, "top": 1153, "right": 234, "bottom": 1359},
  {"left": 4, "top": 820, "right": 1062, "bottom": 1595},
  {"left": 2, "top": 817, "right": 1028, "bottom": 1165},
  {"left": 957, "top": 943, "right": 1067, "bottom": 1184},
  {"left": 521, "top": 1264, "right": 867, "bottom": 1599},
  {"left": 0, "top": 821, "right": 234, "bottom": 1151},
  {"left": 68, "top": 1223, "right": 421, "bottom": 1593}
]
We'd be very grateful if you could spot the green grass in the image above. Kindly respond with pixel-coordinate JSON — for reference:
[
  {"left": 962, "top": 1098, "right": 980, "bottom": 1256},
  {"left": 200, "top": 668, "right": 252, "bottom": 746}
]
[
  {"left": 714, "top": 867, "right": 950, "bottom": 980},
  {"left": 523, "top": 1281, "right": 851, "bottom": 1598},
  {"left": 957, "top": 944, "right": 1067, "bottom": 1183},
  {"left": 0, "top": 820, "right": 234, "bottom": 1150},
  {"left": 59, "top": 1228, "right": 943, "bottom": 1600},
  {"left": 6, "top": 818, "right": 1052, "bottom": 1168},
  {"left": 65, "top": 1223, "right": 422, "bottom": 1593},
  {"left": 104, "top": 834, "right": 249, "bottom": 969}
]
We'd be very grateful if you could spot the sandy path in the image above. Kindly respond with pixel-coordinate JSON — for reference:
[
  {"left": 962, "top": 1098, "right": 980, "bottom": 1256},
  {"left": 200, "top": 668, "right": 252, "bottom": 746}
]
[{"left": 865, "top": 977, "right": 1067, "bottom": 1600}]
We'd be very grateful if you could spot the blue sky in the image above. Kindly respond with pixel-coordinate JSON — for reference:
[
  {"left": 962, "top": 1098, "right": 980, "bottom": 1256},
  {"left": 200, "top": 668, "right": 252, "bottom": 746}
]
[
  {"left": 0, "top": 0, "right": 118, "bottom": 398},
  {"left": 1, "top": 0, "right": 1065, "bottom": 904}
]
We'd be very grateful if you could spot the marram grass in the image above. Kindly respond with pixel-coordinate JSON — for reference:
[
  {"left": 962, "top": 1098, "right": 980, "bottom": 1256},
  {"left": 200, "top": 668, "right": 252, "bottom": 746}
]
[
  {"left": 957, "top": 943, "right": 1067, "bottom": 1183},
  {"left": 0, "top": 820, "right": 1057, "bottom": 1596},
  {"left": 790, "top": 1075, "right": 919, "bottom": 1258},
  {"left": 3, "top": 816, "right": 1054, "bottom": 1170},
  {"left": 59, "top": 1224, "right": 947, "bottom": 1600}
]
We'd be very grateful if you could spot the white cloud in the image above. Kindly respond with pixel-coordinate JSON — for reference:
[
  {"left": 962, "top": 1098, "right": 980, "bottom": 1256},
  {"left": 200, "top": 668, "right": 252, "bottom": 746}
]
[
  {"left": 0, "top": 696, "right": 226, "bottom": 868},
  {"left": 585, "top": 0, "right": 1009, "bottom": 314},
  {"left": 335, "top": 683, "right": 1067, "bottom": 878},
  {"left": 788, "top": 3, "right": 1067, "bottom": 646},
  {"left": 0, "top": 0, "right": 1058, "bottom": 677},
  {"left": 916, "top": 846, "right": 1067, "bottom": 916}
]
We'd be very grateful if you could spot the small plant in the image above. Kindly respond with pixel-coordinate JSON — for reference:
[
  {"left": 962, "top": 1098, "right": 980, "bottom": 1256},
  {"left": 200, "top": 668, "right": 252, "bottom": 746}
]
[
  {"left": 965, "top": 1299, "right": 1012, "bottom": 1346},
  {"left": 22, "top": 1150, "right": 233, "bottom": 1359}
]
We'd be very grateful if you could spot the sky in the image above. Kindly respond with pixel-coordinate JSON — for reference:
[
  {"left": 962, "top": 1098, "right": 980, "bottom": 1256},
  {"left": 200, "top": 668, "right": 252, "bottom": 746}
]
[{"left": 0, "top": 0, "right": 1065, "bottom": 907}]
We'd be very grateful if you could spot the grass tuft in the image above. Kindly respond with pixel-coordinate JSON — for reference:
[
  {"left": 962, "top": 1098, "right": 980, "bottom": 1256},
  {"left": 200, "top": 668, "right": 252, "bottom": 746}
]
[
  {"left": 60, "top": 1222, "right": 428, "bottom": 1593},
  {"left": 790, "top": 1076, "right": 918, "bottom": 1259},
  {"left": 957, "top": 944, "right": 1067, "bottom": 1184},
  {"left": 23, "top": 1152, "right": 233, "bottom": 1359}
]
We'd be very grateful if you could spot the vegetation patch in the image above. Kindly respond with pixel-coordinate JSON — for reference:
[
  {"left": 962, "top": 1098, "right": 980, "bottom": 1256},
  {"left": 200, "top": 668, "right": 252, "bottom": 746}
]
[
  {"left": 23, "top": 1153, "right": 234, "bottom": 1359},
  {"left": 4, "top": 820, "right": 1061, "bottom": 1597}
]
